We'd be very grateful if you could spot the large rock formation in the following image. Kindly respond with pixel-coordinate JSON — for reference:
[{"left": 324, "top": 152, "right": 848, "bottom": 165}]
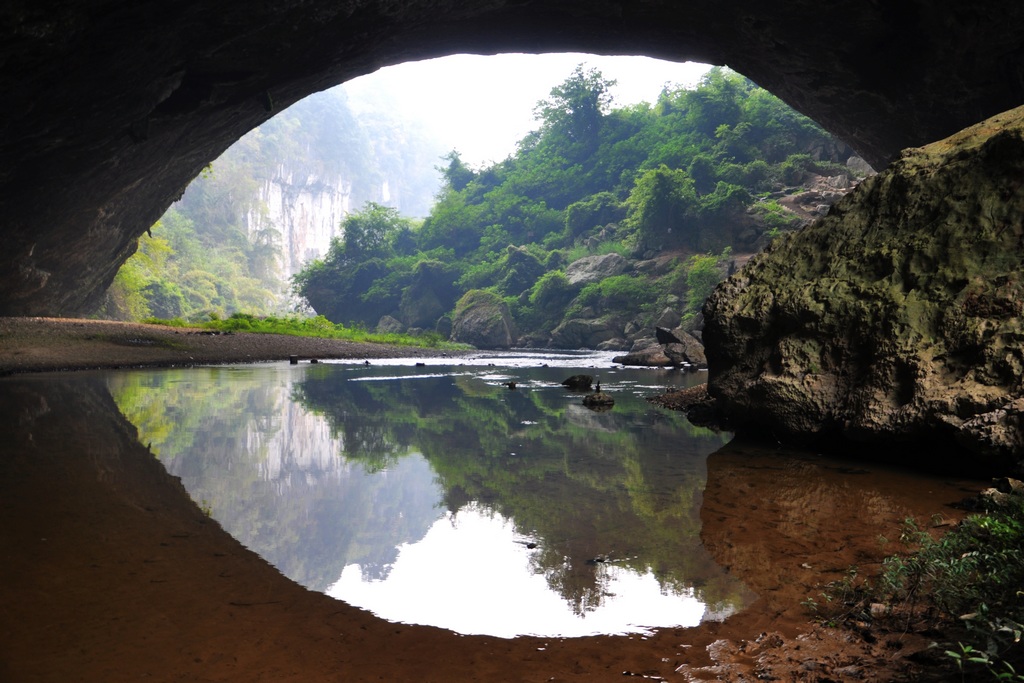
[
  {"left": 2, "top": 1, "right": 1024, "bottom": 315},
  {"left": 450, "top": 290, "right": 516, "bottom": 349},
  {"left": 703, "top": 105, "right": 1024, "bottom": 469}
]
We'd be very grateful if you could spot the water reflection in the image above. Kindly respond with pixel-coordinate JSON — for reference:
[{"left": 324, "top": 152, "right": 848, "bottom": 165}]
[
  {"left": 109, "top": 357, "right": 755, "bottom": 636},
  {"left": 329, "top": 504, "right": 708, "bottom": 637}
]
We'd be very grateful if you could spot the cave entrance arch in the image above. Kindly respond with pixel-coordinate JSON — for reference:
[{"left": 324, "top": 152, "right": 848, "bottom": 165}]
[{"left": 3, "top": 1, "right": 1023, "bottom": 315}]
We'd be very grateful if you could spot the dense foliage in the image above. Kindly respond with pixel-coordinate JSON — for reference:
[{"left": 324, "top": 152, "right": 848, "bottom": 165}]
[{"left": 296, "top": 67, "right": 853, "bottom": 345}]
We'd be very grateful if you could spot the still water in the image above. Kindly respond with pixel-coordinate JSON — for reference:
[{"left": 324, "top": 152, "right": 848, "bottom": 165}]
[{"left": 109, "top": 350, "right": 753, "bottom": 637}]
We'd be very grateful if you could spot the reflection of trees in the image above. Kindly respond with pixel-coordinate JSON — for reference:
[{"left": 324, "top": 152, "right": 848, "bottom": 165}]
[
  {"left": 294, "top": 364, "right": 748, "bottom": 614},
  {"left": 531, "top": 545, "right": 615, "bottom": 617}
]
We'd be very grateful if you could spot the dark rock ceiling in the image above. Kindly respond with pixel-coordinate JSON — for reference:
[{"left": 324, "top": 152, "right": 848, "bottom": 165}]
[{"left": 2, "top": 0, "right": 1023, "bottom": 315}]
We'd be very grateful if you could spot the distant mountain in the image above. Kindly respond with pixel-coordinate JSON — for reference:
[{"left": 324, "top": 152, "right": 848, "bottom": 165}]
[{"left": 214, "top": 88, "right": 447, "bottom": 280}]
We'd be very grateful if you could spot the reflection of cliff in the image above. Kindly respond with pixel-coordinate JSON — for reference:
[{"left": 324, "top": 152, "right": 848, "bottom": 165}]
[
  {"left": 109, "top": 367, "right": 443, "bottom": 591},
  {"left": 251, "top": 385, "right": 347, "bottom": 482}
]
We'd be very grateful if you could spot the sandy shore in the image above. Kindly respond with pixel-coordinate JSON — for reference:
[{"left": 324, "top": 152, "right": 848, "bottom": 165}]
[
  {"left": 0, "top": 317, "right": 445, "bottom": 375},
  {"left": 0, "top": 317, "right": 963, "bottom": 681}
]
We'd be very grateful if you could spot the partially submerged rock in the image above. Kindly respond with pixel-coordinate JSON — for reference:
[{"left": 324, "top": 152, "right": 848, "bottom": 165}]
[
  {"left": 703, "top": 105, "right": 1024, "bottom": 470},
  {"left": 647, "top": 384, "right": 721, "bottom": 426},
  {"left": 663, "top": 331, "right": 708, "bottom": 369},
  {"left": 561, "top": 374, "right": 593, "bottom": 391},
  {"left": 613, "top": 347, "right": 673, "bottom": 367},
  {"left": 582, "top": 391, "right": 615, "bottom": 409},
  {"left": 614, "top": 328, "right": 707, "bottom": 369}
]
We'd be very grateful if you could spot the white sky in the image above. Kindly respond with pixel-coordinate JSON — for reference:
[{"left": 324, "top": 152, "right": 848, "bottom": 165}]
[{"left": 341, "top": 53, "right": 712, "bottom": 168}]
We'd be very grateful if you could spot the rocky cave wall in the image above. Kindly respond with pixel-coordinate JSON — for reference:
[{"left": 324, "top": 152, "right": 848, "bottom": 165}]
[
  {"left": 703, "top": 105, "right": 1024, "bottom": 469},
  {"left": 2, "top": 1, "right": 1024, "bottom": 315}
]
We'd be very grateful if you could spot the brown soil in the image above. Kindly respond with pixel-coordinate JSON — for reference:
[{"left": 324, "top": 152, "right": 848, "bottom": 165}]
[
  {"left": 0, "top": 317, "right": 443, "bottom": 375},
  {"left": 0, "top": 318, "right": 978, "bottom": 682}
]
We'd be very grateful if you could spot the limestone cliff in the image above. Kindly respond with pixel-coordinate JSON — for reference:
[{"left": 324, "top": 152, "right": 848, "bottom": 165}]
[
  {"left": 246, "top": 168, "right": 354, "bottom": 281},
  {"left": 703, "top": 105, "right": 1024, "bottom": 469}
]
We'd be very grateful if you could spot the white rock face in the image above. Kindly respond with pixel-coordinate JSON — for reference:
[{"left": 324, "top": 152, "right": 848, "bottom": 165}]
[{"left": 246, "top": 167, "right": 356, "bottom": 281}]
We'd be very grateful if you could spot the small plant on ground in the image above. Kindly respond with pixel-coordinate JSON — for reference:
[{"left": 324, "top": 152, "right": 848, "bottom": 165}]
[
  {"left": 809, "top": 494, "right": 1024, "bottom": 680},
  {"left": 684, "top": 246, "right": 732, "bottom": 315}
]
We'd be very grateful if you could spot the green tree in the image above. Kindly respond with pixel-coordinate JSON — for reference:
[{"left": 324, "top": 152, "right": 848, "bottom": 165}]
[
  {"left": 534, "top": 65, "right": 616, "bottom": 160},
  {"left": 685, "top": 247, "right": 732, "bottom": 314},
  {"left": 292, "top": 64, "right": 852, "bottom": 346},
  {"left": 341, "top": 202, "right": 410, "bottom": 261},
  {"left": 439, "top": 151, "right": 475, "bottom": 192},
  {"left": 564, "top": 192, "right": 627, "bottom": 241},
  {"left": 625, "top": 166, "right": 698, "bottom": 250}
]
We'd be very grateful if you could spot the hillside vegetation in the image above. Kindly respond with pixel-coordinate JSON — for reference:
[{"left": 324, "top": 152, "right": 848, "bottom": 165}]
[{"left": 295, "top": 67, "right": 864, "bottom": 349}]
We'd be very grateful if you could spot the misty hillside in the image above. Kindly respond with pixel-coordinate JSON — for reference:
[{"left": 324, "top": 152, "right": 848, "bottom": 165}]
[{"left": 95, "top": 88, "right": 446, "bottom": 321}]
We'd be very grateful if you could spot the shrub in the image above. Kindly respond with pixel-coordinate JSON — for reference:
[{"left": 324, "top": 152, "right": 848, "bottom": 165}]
[
  {"left": 685, "top": 247, "right": 731, "bottom": 314},
  {"left": 564, "top": 192, "right": 626, "bottom": 240},
  {"left": 571, "top": 274, "right": 653, "bottom": 316},
  {"left": 813, "top": 495, "right": 1024, "bottom": 681}
]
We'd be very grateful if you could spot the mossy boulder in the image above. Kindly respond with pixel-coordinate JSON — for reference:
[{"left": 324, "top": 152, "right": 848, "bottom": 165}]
[
  {"left": 703, "top": 105, "right": 1024, "bottom": 470},
  {"left": 450, "top": 290, "right": 516, "bottom": 349},
  {"left": 398, "top": 260, "right": 459, "bottom": 328}
]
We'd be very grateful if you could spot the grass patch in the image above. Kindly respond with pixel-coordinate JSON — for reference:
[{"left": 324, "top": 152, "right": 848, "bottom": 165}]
[{"left": 144, "top": 313, "right": 470, "bottom": 350}]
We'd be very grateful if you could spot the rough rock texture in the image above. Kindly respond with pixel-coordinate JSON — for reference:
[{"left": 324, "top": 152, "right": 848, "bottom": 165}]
[
  {"left": 248, "top": 168, "right": 352, "bottom": 281},
  {"left": 615, "top": 328, "right": 707, "bottom": 368},
  {"left": 450, "top": 289, "right": 516, "bottom": 349},
  {"left": 550, "top": 316, "right": 622, "bottom": 348},
  {"left": 563, "top": 253, "right": 630, "bottom": 286},
  {"left": 376, "top": 314, "right": 404, "bottom": 334},
  {"left": 397, "top": 259, "right": 457, "bottom": 329},
  {"left": 3, "top": 0, "right": 1024, "bottom": 315},
  {"left": 664, "top": 331, "right": 708, "bottom": 369},
  {"left": 613, "top": 348, "right": 673, "bottom": 367},
  {"left": 703, "top": 105, "right": 1024, "bottom": 469}
]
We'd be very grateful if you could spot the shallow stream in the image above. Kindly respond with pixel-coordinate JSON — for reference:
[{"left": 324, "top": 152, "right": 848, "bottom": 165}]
[{"left": 103, "top": 349, "right": 980, "bottom": 639}]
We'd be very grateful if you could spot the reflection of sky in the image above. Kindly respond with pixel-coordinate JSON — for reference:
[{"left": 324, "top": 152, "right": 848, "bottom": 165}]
[{"left": 328, "top": 505, "right": 707, "bottom": 638}]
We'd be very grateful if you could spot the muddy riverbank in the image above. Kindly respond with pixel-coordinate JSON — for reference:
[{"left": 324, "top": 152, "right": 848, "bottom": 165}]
[{"left": 0, "top": 318, "right": 982, "bottom": 681}]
